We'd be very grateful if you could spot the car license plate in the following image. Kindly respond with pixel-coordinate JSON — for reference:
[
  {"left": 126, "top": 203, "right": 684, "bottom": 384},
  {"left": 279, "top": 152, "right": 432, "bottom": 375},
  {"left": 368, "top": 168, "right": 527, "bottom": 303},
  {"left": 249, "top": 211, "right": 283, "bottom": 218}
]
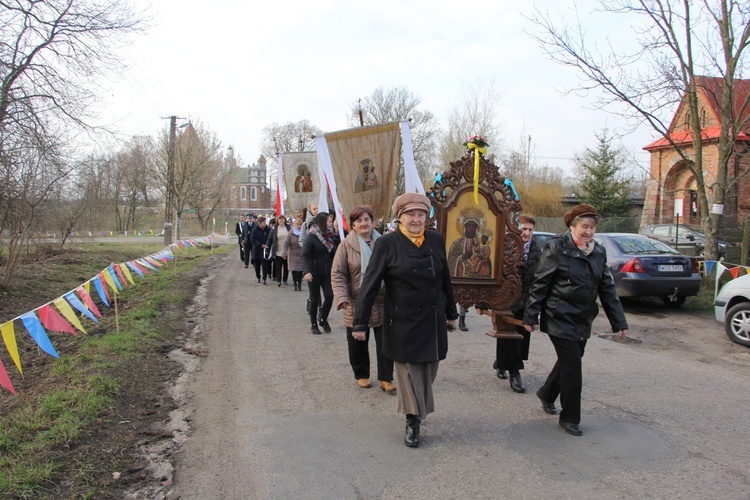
[{"left": 659, "top": 264, "right": 683, "bottom": 272}]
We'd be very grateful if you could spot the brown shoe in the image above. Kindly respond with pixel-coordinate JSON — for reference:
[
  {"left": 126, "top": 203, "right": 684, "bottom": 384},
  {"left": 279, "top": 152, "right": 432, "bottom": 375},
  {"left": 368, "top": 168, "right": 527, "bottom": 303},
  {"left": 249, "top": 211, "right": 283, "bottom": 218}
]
[
  {"left": 379, "top": 381, "right": 397, "bottom": 394},
  {"left": 357, "top": 379, "right": 372, "bottom": 388}
]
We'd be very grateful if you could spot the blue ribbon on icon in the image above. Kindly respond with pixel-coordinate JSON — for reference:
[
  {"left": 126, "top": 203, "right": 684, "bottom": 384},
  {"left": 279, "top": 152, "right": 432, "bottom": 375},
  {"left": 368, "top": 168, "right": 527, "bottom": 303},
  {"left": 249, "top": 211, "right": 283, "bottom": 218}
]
[{"left": 504, "top": 179, "right": 519, "bottom": 201}]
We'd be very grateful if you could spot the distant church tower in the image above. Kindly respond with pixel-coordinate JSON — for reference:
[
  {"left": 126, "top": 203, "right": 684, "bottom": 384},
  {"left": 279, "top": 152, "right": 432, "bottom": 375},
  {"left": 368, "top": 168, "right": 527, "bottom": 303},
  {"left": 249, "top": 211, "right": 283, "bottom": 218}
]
[{"left": 230, "top": 154, "right": 270, "bottom": 213}]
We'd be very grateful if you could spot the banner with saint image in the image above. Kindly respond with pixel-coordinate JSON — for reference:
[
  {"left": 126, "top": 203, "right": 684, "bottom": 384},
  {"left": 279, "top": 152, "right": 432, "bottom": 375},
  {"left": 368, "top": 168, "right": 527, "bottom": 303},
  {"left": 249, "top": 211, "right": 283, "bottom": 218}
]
[
  {"left": 282, "top": 151, "right": 319, "bottom": 216},
  {"left": 324, "top": 121, "right": 401, "bottom": 222}
]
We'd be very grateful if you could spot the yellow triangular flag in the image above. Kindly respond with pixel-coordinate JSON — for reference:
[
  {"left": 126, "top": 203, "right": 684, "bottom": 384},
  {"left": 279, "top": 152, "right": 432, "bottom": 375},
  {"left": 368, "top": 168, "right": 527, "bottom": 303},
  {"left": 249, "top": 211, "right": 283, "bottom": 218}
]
[
  {"left": 101, "top": 268, "right": 119, "bottom": 295},
  {"left": 53, "top": 297, "right": 87, "bottom": 334},
  {"left": 119, "top": 263, "right": 136, "bottom": 285},
  {"left": 84, "top": 281, "right": 91, "bottom": 294},
  {"left": 0, "top": 321, "right": 23, "bottom": 376}
]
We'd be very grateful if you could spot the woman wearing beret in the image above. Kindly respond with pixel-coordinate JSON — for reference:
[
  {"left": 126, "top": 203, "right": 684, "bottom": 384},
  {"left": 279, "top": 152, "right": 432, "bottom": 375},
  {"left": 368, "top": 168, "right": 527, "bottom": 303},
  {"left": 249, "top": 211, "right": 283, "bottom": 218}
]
[
  {"left": 353, "top": 193, "right": 458, "bottom": 447},
  {"left": 523, "top": 204, "right": 628, "bottom": 436},
  {"left": 331, "top": 205, "right": 396, "bottom": 393}
]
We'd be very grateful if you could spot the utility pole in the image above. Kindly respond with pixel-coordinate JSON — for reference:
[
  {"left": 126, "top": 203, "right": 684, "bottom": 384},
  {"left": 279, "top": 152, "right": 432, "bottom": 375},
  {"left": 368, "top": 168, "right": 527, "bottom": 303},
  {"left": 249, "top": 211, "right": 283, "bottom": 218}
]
[{"left": 163, "top": 116, "right": 177, "bottom": 245}]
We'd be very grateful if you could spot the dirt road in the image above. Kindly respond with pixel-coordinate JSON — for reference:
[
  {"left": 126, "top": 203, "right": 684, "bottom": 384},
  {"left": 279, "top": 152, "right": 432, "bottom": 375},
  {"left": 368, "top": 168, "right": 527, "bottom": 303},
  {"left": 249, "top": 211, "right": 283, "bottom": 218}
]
[{"left": 139, "top": 253, "right": 750, "bottom": 498}]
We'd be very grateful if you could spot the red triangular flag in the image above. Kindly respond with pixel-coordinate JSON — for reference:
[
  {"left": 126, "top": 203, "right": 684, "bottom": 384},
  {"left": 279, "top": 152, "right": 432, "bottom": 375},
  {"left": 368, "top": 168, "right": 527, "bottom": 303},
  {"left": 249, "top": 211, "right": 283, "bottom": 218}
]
[
  {"left": 37, "top": 304, "right": 76, "bottom": 335},
  {"left": 113, "top": 264, "right": 128, "bottom": 288},
  {"left": 0, "top": 356, "right": 16, "bottom": 394},
  {"left": 76, "top": 286, "right": 102, "bottom": 318}
]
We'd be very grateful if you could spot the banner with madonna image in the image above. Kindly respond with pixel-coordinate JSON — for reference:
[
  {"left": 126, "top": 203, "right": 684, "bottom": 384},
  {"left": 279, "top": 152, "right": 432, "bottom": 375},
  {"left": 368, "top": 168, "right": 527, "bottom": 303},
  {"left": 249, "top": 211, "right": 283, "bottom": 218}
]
[
  {"left": 324, "top": 121, "right": 401, "bottom": 222},
  {"left": 282, "top": 151, "right": 319, "bottom": 216}
]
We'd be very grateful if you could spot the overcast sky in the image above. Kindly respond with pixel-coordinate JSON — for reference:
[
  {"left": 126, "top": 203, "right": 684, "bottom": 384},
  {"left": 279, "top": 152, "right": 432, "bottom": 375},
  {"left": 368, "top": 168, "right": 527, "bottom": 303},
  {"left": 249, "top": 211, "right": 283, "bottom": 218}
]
[{"left": 99, "top": 0, "right": 657, "bottom": 180}]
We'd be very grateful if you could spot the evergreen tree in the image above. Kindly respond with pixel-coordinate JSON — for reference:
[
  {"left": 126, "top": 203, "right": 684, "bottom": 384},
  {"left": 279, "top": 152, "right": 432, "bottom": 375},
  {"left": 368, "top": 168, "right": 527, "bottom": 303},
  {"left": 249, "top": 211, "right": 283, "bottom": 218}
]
[{"left": 573, "top": 130, "right": 631, "bottom": 217}]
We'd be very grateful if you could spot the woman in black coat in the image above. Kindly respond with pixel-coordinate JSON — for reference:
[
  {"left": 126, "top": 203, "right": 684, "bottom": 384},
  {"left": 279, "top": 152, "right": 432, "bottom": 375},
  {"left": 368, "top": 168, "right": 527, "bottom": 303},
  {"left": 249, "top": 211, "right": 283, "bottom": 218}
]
[
  {"left": 354, "top": 193, "right": 458, "bottom": 448},
  {"left": 523, "top": 204, "right": 628, "bottom": 436},
  {"left": 301, "top": 212, "right": 337, "bottom": 334},
  {"left": 250, "top": 216, "right": 271, "bottom": 284}
]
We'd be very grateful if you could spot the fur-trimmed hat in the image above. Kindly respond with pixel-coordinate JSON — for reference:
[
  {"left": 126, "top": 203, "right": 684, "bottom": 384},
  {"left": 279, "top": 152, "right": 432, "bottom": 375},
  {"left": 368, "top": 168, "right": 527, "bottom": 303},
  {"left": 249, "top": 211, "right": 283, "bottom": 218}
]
[
  {"left": 392, "top": 193, "right": 431, "bottom": 218},
  {"left": 563, "top": 204, "right": 599, "bottom": 227}
]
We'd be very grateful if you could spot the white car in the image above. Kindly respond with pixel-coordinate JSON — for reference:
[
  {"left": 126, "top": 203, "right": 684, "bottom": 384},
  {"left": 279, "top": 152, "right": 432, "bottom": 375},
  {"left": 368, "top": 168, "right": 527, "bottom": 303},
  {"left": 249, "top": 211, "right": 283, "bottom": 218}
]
[{"left": 714, "top": 273, "right": 750, "bottom": 347}]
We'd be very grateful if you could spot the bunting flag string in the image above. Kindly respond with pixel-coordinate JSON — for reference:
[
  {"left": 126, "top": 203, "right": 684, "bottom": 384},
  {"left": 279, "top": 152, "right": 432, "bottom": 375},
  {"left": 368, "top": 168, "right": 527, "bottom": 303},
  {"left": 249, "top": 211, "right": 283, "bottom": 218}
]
[{"left": 0, "top": 234, "right": 218, "bottom": 395}]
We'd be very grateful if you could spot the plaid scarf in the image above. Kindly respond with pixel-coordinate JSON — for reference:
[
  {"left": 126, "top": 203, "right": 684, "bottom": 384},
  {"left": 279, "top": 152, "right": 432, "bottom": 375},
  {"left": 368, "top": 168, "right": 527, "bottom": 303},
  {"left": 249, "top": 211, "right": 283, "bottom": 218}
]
[{"left": 310, "top": 225, "right": 335, "bottom": 253}]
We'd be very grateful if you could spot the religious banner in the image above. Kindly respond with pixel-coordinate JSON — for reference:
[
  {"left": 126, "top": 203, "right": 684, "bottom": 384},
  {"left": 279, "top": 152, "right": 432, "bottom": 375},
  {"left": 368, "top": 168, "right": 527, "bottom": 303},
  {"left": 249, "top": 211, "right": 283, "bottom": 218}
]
[
  {"left": 325, "top": 121, "right": 401, "bottom": 222},
  {"left": 282, "top": 151, "right": 319, "bottom": 215}
]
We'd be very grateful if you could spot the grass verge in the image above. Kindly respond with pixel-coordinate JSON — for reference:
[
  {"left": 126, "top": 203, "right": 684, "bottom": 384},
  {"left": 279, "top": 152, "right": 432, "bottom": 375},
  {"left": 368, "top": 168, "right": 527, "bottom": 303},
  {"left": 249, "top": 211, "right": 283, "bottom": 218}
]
[{"left": 0, "top": 241, "right": 228, "bottom": 498}]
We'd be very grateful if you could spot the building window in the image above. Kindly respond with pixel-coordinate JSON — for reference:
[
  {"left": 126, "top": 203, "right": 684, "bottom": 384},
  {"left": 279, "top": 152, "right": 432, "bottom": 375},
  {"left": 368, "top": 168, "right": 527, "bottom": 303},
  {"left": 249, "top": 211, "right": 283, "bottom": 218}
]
[
  {"left": 240, "top": 186, "right": 247, "bottom": 201},
  {"left": 251, "top": 186, "right": 257, "bottom": 201}
]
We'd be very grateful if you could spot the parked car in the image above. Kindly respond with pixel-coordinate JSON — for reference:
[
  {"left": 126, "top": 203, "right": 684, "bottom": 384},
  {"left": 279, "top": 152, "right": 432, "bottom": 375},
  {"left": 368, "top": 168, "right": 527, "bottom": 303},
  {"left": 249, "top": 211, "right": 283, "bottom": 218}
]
[
  {"left": 532, "top": 231, "right": 557, "bottom": 250},
  {"left": 593, "top": 233, "right": 702, "bottom": 308},
  {"left": 640, "top": 223, "right": 728, "bottom": 258},
  {"left": 714, "top": 273, "right": 750, "bottom": 347}
]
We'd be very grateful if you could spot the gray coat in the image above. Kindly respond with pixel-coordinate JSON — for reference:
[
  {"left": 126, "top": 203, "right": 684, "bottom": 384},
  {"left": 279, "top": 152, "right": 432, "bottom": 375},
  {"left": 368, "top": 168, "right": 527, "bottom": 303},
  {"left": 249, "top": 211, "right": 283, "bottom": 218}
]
[
  {"left": 523, "top": 231, "right": 628, "bottom": 341},
  {"left": 283, "top": 229, "right": 303, "bottom": 272},
  {"left": 353, "top": 229, "right": 459, "bottom": 364}
]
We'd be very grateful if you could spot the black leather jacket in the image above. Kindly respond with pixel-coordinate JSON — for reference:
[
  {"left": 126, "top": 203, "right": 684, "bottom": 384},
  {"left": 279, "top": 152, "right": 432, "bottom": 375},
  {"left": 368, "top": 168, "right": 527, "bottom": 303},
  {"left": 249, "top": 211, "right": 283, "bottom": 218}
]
[{"left": 523, "top": 231, "right": 628, "bottom": 341}]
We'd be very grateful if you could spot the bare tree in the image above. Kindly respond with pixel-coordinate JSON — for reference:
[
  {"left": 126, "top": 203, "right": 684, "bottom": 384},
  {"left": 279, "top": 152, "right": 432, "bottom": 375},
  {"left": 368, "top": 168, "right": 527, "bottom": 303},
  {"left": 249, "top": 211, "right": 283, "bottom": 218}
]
[
  {"left": 438, "top": 78, "right": 504, "bottom": 168},
  {"left": 114, "top": 136, "right": 157, "bottom": 232},
  {"left": 527, "top": 0, "right": 750, "bottom": 259},
  {"left": 155, "top": 121, "right": 226, "bottom": 239},
  {"left": 348, "top": 87, "right": 440, "bottom": 188},
  {"left": 0, "top": 0, "right": 146, "bottom": 285},
  {"left": 259, "top": 120, "right": 323, "bottom": 182}
]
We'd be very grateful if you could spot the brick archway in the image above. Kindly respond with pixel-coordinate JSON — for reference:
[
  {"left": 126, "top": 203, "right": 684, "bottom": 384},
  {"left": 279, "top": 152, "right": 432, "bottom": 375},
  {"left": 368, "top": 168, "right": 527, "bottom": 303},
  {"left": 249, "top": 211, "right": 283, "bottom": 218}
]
[{"left": 664, "top": 161, "right": 699, "bottom": 224}]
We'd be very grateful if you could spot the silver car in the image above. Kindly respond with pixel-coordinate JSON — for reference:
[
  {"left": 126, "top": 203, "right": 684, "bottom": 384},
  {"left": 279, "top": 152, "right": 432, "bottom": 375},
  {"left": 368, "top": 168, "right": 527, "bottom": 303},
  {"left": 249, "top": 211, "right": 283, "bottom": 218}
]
[{"left": 714, "top": 273, "right": 750, "bottom": 347}]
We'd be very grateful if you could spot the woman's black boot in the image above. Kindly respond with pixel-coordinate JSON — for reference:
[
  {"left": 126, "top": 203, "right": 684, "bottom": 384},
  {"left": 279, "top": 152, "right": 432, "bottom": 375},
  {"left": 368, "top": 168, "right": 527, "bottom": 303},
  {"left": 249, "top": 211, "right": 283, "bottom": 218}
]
[{"left": 404, "top": 415, "right": 421, "bottom": 447}]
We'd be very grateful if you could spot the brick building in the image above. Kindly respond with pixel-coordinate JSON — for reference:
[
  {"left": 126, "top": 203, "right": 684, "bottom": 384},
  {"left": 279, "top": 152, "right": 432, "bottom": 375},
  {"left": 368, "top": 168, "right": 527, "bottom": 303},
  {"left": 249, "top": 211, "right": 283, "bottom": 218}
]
[
  {"left": 640, "top": 76, "right": 750, "bottom": 228},
  {"left": 228, "top": 154, "right": 273, "bottom": 214}
]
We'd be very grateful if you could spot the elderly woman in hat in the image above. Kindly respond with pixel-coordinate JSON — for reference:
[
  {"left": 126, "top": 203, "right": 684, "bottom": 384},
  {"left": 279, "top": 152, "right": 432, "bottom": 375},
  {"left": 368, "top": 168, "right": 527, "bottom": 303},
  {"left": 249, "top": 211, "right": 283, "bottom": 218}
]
[
  {"left": 523, "top": 204, "right": 628, "bottom": 436},
  {"left": 353, "top": 193, "right": 458, "bottom": 448}
]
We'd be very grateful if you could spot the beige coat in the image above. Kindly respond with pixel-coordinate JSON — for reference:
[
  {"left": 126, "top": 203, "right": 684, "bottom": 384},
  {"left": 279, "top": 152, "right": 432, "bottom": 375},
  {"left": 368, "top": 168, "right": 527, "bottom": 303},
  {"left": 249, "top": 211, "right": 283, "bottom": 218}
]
[{"left": 331, "top": 230, "right": 384, "bottom": 328}]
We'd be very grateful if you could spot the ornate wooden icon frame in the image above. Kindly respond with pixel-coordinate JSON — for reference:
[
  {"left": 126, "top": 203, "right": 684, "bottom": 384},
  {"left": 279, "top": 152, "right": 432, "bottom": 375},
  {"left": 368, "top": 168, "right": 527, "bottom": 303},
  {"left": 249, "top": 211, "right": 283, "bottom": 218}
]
[{"left": 427, "top": 151, "right": 525, "bottom": 338}]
